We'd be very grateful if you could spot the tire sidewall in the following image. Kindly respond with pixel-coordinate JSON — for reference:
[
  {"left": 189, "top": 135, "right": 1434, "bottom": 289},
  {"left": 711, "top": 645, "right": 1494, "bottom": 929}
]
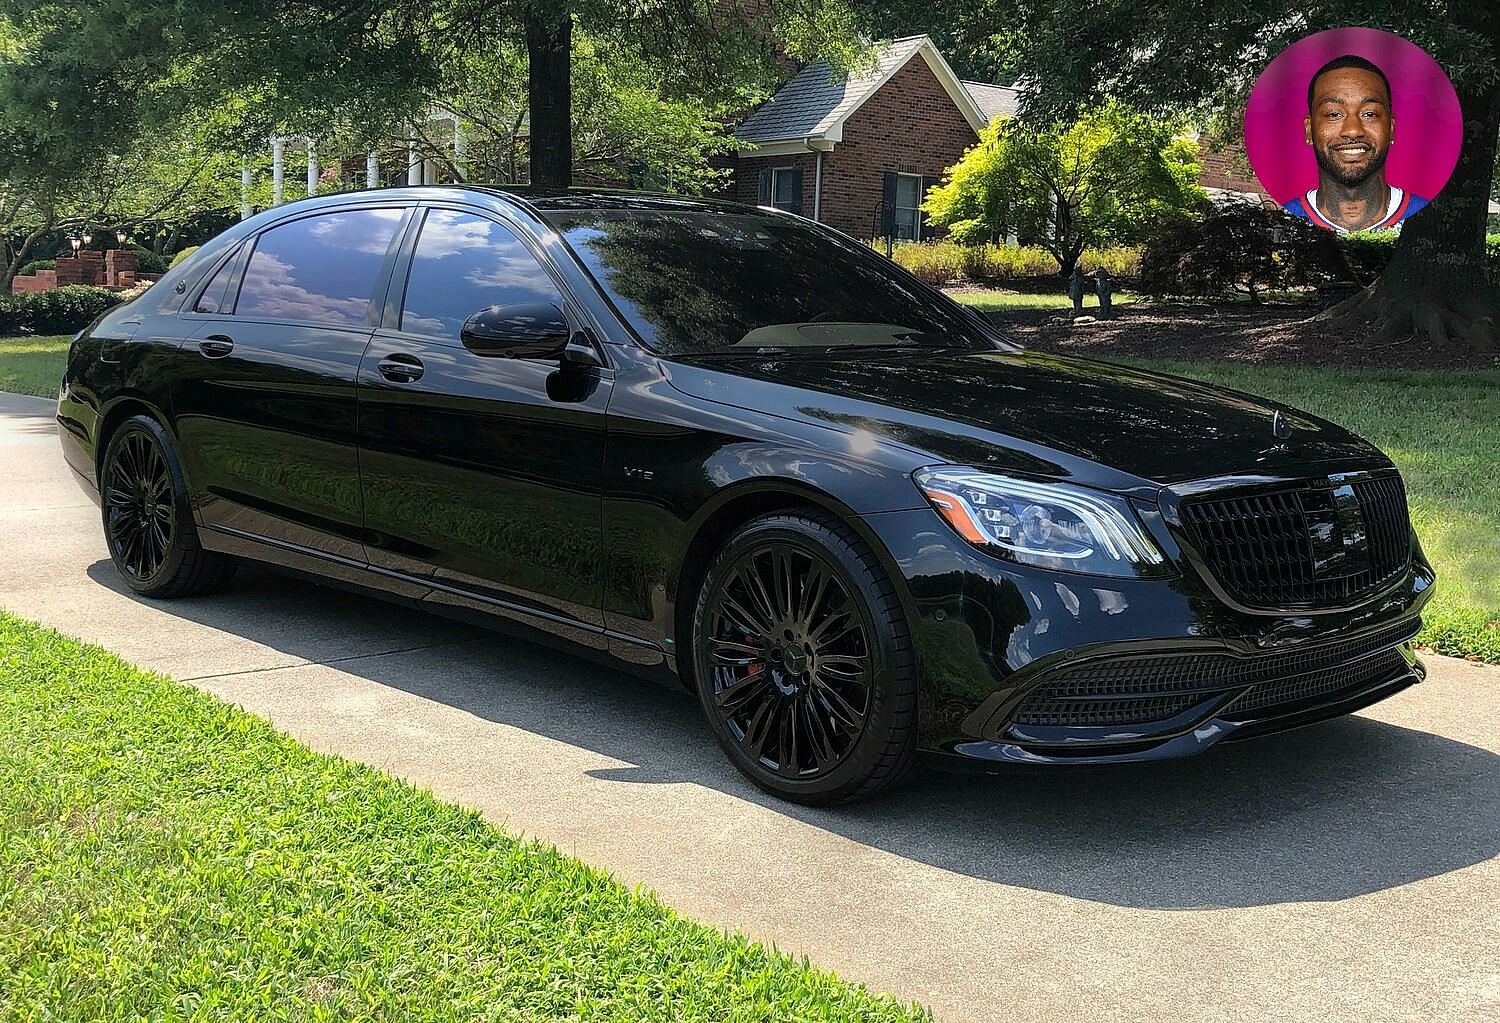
[
  {"left": 100, "top": 416, "right": 195, "bottom": 594},
  {"left": 690, "top": 514, "right": 914, "bottom": 802}
]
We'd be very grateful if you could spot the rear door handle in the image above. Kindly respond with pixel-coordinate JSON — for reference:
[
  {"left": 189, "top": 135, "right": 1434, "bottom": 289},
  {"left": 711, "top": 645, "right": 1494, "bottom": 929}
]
[
  {"left": 198, "top": 335, "right": 235, "bottom": 358},
  {"left": 377, "top": 353, "right": 424, "bottom": 383}
]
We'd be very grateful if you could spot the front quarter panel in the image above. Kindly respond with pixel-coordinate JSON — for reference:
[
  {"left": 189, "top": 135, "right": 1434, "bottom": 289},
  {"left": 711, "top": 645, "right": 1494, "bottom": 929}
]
[{"left": 599, "top": 344, "right": 930, "bottom": 662}]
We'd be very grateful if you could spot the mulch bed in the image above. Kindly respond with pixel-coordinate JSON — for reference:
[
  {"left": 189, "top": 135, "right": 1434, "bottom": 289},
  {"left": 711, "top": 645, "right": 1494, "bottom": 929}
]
[{"left": 983, "top": 300, "right": 1495, "bottom": 371}]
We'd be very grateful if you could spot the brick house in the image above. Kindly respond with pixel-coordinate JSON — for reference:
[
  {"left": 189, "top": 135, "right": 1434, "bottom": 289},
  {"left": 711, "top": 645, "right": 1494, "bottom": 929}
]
[{"left": 728, "top": 35, "right": 1002, "bottom": 241}]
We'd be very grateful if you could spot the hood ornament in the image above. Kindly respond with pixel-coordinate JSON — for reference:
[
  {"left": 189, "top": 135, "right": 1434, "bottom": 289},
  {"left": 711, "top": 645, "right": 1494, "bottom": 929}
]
[{"left": 1272, "top": 410, "right": 1293, "bottom": 440}]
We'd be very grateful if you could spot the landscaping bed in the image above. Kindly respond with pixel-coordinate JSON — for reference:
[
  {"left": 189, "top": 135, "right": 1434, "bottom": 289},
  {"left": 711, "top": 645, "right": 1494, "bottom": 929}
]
[{"left": 0, "top": 613, "right": 929, "bottom": 1021}]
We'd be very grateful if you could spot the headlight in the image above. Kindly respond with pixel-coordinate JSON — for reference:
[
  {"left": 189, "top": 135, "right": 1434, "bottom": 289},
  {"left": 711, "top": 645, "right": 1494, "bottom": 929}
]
[{"left": 913, "top": 466, "right": 1169, "bottom": 578}]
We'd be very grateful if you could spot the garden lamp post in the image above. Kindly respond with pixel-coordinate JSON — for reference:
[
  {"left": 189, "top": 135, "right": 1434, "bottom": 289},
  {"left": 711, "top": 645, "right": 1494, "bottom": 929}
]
[
  {"left": 69, "top": 236, "right": 82, "bottom": 256},
  {"left": 116, "top": 229, "right": 128, "bottom": 246},
  {"left": 82, "top": 228, "right": 93, "bottom": 246}
]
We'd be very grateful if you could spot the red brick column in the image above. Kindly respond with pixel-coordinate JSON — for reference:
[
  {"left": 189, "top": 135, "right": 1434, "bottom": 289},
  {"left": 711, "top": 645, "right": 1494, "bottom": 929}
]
[{"left": 105, "top": 249, "right": 139, "bottom": 288}]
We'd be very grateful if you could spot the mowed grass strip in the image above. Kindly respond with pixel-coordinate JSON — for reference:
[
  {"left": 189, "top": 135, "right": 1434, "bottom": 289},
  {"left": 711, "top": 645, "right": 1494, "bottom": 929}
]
[
  {"left": 0, "top": 614, "right": 930, "bottom": 1022},
  {"left": 0, "top": 335, "right": 69, "bottom": 398}
]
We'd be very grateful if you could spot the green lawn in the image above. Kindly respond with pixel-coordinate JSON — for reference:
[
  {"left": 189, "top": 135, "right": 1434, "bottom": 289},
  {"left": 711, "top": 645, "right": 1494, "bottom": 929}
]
[
  {"left": 949, "top": 290, "right": 1139, "bottom": 312},
  {"left": 2, "top": 336, "right": 1493, "bottom": 661},
  {"left": 0, "top": 613, "right": 929, "bottom": 1022},
  {"left": 0, "top": 334, "right": 68, "bottom": 398}
]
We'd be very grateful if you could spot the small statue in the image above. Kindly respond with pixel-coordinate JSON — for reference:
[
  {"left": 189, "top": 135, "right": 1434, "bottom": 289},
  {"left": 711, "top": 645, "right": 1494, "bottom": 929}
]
[
  {"left": 1068, "top": 264, "right": 1086, "bottom": 315},
  {"left": 1093, "top": 267, "right": 1113, "bottom": 319}
]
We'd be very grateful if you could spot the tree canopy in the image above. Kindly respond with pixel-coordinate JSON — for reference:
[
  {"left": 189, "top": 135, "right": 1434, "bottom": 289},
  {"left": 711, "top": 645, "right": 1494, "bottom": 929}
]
[{"left": 924, "top": 102, "right": 1204, "bottom": 274}]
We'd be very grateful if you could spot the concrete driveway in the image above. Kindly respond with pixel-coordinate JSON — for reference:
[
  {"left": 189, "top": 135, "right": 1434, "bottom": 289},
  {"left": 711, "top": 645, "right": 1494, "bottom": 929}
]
[{"left": 3, "top": 390, "right": 1497, "bottom": 1022}]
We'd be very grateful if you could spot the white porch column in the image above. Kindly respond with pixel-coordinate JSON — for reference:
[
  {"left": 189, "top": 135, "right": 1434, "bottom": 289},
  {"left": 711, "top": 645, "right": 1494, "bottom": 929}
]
[
  {"left": 240, "top": 165, "right": 253, "bottom": 220},
  {"left": 422, "top": 157, "right": 439, "bottom": 185},
  {"left": 407, "top": 130, "right": 422, "bottom": 186},
  {"left": 306, "top": 140, "right": 318, "bottom": 196},
  {"left": 272, "top": 138, "right": 285, "bottom": 205},
  {"left": 366, "top": 151, "right": 380, "bottom": 189},
  {"left": 453, "top": 121, "right": 467, "bottom": 182}
]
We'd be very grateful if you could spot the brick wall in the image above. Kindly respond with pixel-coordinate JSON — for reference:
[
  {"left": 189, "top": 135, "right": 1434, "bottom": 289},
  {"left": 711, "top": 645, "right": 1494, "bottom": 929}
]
[
  {"left": 732, "top": 54, "right": 979, "bottom": 239},
  {"left": 10, "top": 250, "right": 147, "bottom": 295},
  {"left": 1197, "top": 138, "right": 1267, "bottom": 197}
]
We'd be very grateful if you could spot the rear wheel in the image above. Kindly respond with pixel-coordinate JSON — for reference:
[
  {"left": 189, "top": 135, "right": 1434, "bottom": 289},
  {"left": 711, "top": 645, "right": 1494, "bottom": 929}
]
[
  {"left": 100, "top": 416, "right": 236, "bottom": 597},
  {"left": 691, "top": 509, "right": 918, "bottom": 804}
]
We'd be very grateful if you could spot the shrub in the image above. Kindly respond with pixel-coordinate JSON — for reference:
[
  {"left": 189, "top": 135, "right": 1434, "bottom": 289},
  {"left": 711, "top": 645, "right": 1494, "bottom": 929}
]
[
  {"left": 1079, "top": 246, "right": 1142, "bottom": 277},
  {"left": 22, "top": 286, "right": 125, "bottom": 335},
  {"left": 1139, "top": 206, "right": 1343, "bottom": 300},
  {"left": 0, "top": 296, "right": 25, "bottom": 335},
  {"left": 17, "top": 259, "right": 56, "bottom": 277},
  {"left": 888, "top": 240, "right": 966, "bottom": 285},
  {"left": 132, "top": 246, "right": 169, "bottom": 275},
  {"left": 1339, "top": 230, "right": 1397, "bottom": 283},
  {"left": 168, "top": 245, "right": 200, "bottom": 269}
]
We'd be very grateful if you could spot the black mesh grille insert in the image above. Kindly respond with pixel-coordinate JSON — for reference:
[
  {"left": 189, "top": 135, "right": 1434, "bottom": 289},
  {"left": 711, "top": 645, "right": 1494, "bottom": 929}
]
[
  {"left": 1010, "top": 618, "right": 1420, "bottom": 729},
  {"left": 1181, "top": 475, "right": 1412, "bottom": 609}
]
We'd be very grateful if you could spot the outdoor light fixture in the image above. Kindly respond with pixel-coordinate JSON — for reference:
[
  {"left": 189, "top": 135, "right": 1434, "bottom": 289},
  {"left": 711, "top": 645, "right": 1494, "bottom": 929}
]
[
  {"left": 69, "top": 236, "right": 82, "bottom": 255},
  {"left": 81, "top": 228, "right": 93, "bottom": 245},
  {"left": 115, "top": 229, "right": 128, "bottom": 245}
]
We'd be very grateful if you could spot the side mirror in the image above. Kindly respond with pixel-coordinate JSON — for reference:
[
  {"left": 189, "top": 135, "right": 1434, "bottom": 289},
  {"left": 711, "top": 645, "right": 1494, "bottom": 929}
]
[{"left": 460, "top": 303, "right": 570, "bottom": 358}]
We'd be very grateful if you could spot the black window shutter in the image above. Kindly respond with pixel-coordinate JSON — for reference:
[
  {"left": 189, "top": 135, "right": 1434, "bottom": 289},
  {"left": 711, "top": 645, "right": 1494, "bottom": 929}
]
[
  {"left": 757, "top": 168, "right": 771, "bottom": 206},
  {"left": 786, "top": 167, "right": 803, "bottom": 215},
  {"left": 881, "top": 170, "right": 898, "bottom": 239}
]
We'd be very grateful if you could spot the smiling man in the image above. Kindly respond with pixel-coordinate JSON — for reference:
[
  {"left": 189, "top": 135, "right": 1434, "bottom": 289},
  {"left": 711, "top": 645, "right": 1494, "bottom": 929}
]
[{"left": 1284, "top": 54, "right": 1429, "bottom": 232}]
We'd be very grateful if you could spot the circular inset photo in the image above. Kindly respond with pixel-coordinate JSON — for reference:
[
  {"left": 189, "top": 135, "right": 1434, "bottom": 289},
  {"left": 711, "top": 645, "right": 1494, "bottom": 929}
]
[{"left": 1243, "top": 27, "right": 1461, "bottom": 233}]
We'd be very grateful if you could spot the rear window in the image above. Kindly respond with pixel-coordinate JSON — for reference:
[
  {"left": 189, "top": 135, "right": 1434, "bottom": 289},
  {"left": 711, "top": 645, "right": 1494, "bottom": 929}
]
[
  {"left": 237, "top": 209, "right": 404, "bottom": 327},
  {"left": 551, "top": 210, "right": 1002, "bottom": 357}
]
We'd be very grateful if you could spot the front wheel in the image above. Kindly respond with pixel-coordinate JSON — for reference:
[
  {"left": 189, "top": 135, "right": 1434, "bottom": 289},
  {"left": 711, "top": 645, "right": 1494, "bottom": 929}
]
[
  {"left": 100, "top": 415, "right": 236, "bottom": 598},
  {"left": 691, "top": 509, "right": 919, "bottom": 805}
]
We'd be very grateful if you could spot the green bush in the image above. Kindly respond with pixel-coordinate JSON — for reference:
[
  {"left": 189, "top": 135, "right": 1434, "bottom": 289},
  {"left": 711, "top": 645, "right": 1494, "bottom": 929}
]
[
  {"left": 13, "top": 286, "right": 124, "bottom": 335},
  {"left": 17, "top": 259, "right": 55, "bottom": 277},
  {"left": 885, "top": 239, "right": 1140, "bottom": 284},
  {"left": 1339, "top": 230, "right": 1397, "bottom": 283},
  {"left": 0, "top": 296, "right": 26, "bottom": 335},
  {"left": 132, "top": 246, "right": 169, "bottom": 275},
  {"left": 168, "top": 245, "right": 200, "bottom": 269}
]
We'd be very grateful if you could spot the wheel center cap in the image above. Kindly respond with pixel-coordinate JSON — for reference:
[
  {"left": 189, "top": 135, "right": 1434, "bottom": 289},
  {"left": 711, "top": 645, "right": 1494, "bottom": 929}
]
[{"left": 782, "top": 643, "right": 808, "bottom": 675}]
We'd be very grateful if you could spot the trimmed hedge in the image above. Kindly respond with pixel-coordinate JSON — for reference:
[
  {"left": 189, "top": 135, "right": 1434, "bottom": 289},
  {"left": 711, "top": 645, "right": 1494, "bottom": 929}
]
[
  {"left": 0, "top": 285, "right": 125, "bottom": 337},
  {"left": 168, "top": 245, "right": 200, "bottom": 269},
  {"left": 17, "top": 259, "right": 56, "bottom": 278},
  {"left": 885, "top": 240, "right": 1142, "bottom": 286},
  {"left": 132, "top": 246, "right": 169, "bottom": 275},
  {"left": 1340, "top": 231, "right": 1500, "bottom": 282}
]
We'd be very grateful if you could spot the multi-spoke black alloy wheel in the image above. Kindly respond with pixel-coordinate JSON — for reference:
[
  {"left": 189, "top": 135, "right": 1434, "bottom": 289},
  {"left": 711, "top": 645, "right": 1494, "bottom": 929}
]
[
  {"left": 692, "top": 510, "right": 918, "bottom": 804},
  {"left": 100, "top": 416, "right": 236, "bottom": 598}
]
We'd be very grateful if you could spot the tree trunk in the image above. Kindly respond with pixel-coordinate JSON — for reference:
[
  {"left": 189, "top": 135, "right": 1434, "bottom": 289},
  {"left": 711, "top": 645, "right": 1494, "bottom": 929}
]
[
  {"left": 525, "top": 4, "right": 573, "bottom": 188},
  {"left": 1, "top": 221, "right": 52, "bottom": 294},
  {"left": 1322, "top": 14, "right": 1500, "bottom": 350}
]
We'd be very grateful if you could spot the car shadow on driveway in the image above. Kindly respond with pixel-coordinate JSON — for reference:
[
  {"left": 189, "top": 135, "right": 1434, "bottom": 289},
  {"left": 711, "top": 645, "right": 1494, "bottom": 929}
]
[{"left": 85, "top": 558, "right": 1500, "bottom": 911}]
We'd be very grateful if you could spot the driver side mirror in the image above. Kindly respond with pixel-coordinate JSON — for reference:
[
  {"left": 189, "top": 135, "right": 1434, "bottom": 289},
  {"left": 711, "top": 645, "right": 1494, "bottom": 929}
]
[{"left": 460, "top": 303, "right": 570, "bottom": 359}]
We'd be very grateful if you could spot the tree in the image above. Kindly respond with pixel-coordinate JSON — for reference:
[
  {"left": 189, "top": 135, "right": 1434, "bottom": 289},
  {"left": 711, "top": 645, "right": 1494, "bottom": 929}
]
[
  {"left": 918, "top": 0, "right": 1499, "bottom": 348},
  {"left": 924, "top": 101, "right": 1205, "bottom": 274}
]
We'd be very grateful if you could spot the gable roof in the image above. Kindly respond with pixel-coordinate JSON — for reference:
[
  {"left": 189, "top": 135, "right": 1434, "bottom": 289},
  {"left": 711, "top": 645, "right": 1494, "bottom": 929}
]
[
  {"left": 734, "top": 35, "right": 989, "bottom": 149},
  {"left": 962, "top": 81, "right": 1022, "bottom": 122}
]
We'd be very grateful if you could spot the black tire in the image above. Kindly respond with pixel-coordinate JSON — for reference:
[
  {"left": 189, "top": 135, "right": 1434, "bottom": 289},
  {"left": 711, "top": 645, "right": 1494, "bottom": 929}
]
[
  {"left": 99, "top": 415, "right": 236, "bottom": 598},
  {"left": 690, "top": 509, "right": 919, "bottom": 805}
]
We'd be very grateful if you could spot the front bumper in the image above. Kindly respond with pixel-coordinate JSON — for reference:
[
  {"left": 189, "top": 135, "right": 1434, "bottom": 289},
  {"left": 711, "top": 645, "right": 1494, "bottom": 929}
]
[{"left": 862, "top": 507, "right": 1436, "bottom": 767}]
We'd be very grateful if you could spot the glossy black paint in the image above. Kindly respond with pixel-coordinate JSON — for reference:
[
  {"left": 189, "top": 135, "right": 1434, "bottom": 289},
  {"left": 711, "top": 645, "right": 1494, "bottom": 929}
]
[{"left": 57, "top": 186, "right": 1434, "bottom": 772}]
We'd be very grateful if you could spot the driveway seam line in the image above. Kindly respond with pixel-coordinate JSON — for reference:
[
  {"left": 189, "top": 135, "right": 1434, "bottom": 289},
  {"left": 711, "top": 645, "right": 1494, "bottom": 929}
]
[{"left": 177, "top": 635, "right": 490, "bottom": 682}]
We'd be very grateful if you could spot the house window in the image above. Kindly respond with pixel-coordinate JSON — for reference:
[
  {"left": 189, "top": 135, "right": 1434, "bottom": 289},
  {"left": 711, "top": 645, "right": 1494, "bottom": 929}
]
[
  {"left": 893, "top": 173, "right": 925, "bottom": 241},
  {"left": 771, "top": 167, "right": 800, "bottom": 212}
]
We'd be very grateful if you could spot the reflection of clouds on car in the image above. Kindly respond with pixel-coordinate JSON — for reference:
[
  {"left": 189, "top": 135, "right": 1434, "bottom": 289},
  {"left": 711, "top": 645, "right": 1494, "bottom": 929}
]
[
  {"left": 307, "top": 210, "right": 405, "bottom": 254},
  {"left": 237, "top": 251, "right": 373, "bottom": 326}
]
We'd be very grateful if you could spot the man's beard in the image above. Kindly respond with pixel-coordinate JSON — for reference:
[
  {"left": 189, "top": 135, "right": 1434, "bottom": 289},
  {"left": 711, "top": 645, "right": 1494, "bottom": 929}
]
[{"left": 1314, "top": 142, "right": 1389, "bottom": 188}]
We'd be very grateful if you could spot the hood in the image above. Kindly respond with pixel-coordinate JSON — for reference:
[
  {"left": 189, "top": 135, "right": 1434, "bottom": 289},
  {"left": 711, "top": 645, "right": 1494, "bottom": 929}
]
[{"left": 664, "top": 349, "right": 1389, "bottom": 489}]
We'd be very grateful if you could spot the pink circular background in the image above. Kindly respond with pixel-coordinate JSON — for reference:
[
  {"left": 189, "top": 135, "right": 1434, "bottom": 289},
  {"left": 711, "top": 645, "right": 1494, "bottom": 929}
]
[{"left": 1243, "top": 27, "right": 1462, "bottom": 207}]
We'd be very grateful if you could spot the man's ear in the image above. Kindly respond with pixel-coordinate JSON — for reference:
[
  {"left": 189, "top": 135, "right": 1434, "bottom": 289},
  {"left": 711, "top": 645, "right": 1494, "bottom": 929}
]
[
  {"left": 1304, "top": 115, "right": 1313, "bottom": 145},
  {"left": 1389, "top": 114, "right": 1395, "bottom": 145}
]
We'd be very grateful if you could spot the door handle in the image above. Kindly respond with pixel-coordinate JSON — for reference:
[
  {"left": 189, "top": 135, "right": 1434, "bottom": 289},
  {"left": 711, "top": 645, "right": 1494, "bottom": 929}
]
[
  {"left": 198, "top": 335, "right": 235, "bottom": 358},
  {"left": 377, "top": 353, "right": 424, "bottom": 383}
]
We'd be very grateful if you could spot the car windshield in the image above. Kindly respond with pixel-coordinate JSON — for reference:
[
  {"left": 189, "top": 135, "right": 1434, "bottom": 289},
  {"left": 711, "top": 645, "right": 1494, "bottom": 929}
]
[{"left": 549, "top": 209, "right": 1008, "bottom": 357}]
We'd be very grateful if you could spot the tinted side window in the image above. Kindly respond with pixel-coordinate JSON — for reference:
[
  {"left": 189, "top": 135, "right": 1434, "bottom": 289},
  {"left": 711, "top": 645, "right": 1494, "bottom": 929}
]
[
  {"left": 400, "top": 209, "right": 563, "bottom": 341},
  {"left": 193, "top": 251, "right": 240, "bottom": 314},
  {"left": 237, "top": 209, "right": 404, "bottom": 327}
]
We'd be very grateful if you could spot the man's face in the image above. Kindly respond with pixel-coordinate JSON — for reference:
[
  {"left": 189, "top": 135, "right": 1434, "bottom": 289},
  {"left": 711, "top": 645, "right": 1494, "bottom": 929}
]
[{"left": 1304, "top": 67, "right": 1394, "bottom": 187}]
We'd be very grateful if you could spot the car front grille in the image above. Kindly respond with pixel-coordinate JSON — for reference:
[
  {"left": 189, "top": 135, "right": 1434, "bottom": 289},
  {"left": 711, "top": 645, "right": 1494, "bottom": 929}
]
[
  {"left": 1180, "top": 474, "right": 1412, "bottom": 609},
  {"left": 1009, "top": 617, "right": 1420, "bottom": 730}
]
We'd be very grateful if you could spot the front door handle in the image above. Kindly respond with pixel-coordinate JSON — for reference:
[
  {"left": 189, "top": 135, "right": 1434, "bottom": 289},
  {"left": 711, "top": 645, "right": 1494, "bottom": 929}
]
[
  {"left": 377, "top": 353, "right": 424, "bottom": 383},
  {"left": 198, "top": 335, "right": 235, "bottom": 359}
]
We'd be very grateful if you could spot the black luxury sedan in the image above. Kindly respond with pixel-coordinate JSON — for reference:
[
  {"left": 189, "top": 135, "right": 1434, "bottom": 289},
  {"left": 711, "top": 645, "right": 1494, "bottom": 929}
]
[{"left": 57, "top": 187, "right": 1435, "bottom": 804}]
